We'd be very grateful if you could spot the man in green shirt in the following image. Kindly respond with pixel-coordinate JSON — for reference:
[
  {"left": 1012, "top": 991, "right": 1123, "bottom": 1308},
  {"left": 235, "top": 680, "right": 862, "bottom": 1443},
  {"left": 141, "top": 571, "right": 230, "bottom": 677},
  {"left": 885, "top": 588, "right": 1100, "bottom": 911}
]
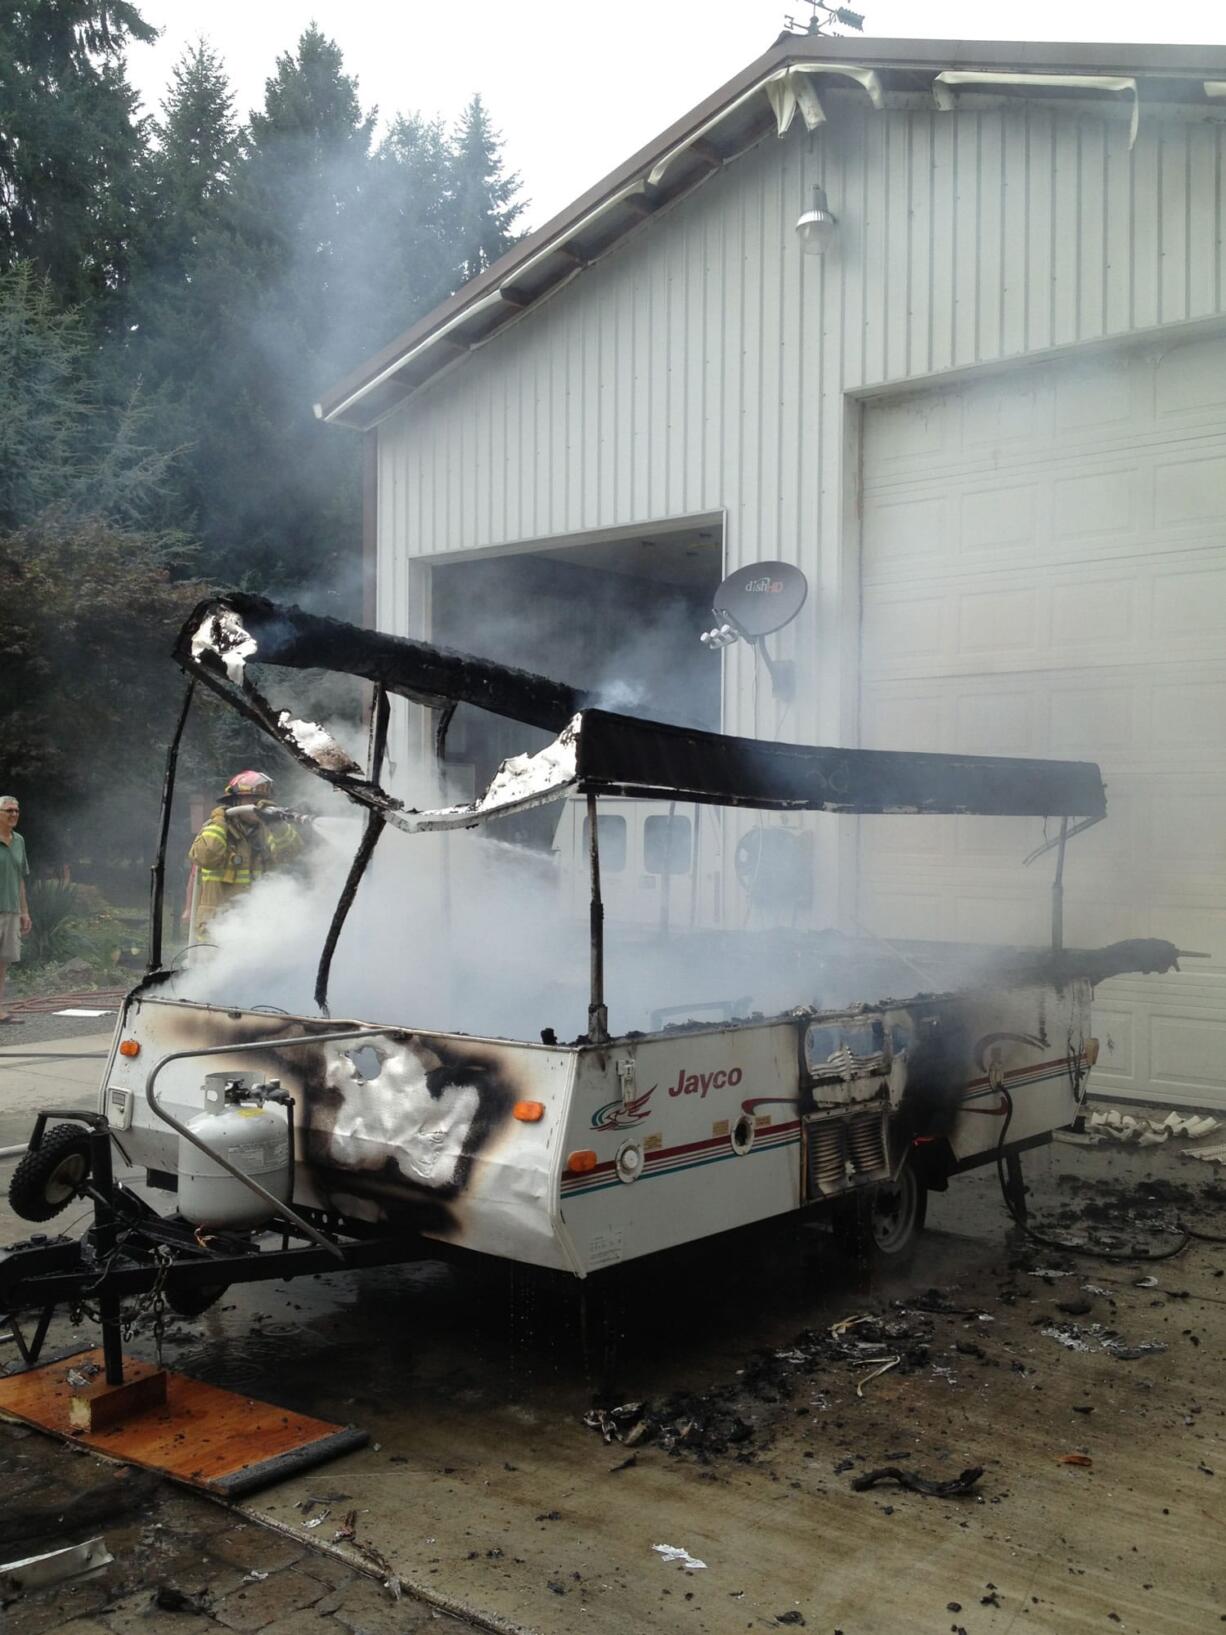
[{"left": 0, "top": 795, "right": 32, "bottom": 1025}]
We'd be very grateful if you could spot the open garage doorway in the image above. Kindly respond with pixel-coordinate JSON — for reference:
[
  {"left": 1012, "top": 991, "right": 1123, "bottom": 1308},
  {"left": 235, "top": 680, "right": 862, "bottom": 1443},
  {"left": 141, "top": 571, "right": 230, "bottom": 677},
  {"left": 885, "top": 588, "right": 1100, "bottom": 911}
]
[{"left": 428, "top": 519, "right": 723, "bottom": 851}]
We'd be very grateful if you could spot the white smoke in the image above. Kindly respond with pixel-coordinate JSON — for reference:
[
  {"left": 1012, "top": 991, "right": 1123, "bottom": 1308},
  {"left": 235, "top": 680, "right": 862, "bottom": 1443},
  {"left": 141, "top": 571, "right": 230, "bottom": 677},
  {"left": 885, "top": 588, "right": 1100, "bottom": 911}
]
[
  {"left": 171, "top": 818, "right": 592, "bottom": 1038},
  {"left": 167, "top": 794, "right": 1035, "bottom": 1042},
  {"left": 167, "top": 551, "right": 1072, "bottom": 1040}
]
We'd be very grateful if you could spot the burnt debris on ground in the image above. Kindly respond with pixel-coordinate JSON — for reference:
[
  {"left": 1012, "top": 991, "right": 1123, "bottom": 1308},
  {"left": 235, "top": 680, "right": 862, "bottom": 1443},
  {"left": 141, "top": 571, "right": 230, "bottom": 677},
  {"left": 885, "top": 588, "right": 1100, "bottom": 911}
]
[
  {"left": 1054, "top": 1171, "right": 1226, "bottom": 1224},
  {"left": 579, "top": 1160, "right": 1226, "bottom": 1498},
  {"left": 583, "top": 1309, "right": 955, "bottom": 1461},
  {"left": 850, "top": 1465, "right": 984, "bottom": 1498}
]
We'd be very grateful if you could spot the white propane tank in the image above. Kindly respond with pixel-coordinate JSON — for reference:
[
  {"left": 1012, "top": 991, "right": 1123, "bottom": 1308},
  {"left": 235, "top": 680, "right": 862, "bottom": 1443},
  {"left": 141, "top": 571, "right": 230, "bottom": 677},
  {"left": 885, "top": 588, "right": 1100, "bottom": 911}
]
[{"left": 178, "top": 1074, "right": 292, "bottom": 1230}]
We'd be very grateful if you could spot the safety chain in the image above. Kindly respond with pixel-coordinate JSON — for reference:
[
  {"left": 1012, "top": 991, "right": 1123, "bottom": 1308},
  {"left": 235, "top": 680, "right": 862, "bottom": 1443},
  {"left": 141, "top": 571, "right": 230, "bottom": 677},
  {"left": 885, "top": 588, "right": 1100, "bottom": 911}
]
[
  {"left": 123, "top": 1245, "right": 174, "bottom": 1363},
  {"left": 69, "top": 1243, "right": 174, "bottom": 1365}
]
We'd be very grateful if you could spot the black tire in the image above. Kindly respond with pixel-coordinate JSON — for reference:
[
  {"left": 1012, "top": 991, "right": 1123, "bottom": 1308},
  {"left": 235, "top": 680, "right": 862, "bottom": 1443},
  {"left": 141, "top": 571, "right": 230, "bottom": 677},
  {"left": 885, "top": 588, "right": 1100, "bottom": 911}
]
[
  {"left": 165, "top": 1281, "right": 229, "bottom": 1318},
  {"left": 8, "top": 1125, "right": 92, "bottom": 1223},
  {"left": 832, "top": 1161, "right": 928, "bottom": 1266}
]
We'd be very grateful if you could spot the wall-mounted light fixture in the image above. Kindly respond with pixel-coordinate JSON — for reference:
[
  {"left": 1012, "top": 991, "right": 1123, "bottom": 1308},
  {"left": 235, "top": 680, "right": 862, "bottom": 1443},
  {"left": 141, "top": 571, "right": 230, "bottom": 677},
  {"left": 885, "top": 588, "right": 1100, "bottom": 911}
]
[{"left": 796, "top": 183, "right": 837, "bottom": 254}]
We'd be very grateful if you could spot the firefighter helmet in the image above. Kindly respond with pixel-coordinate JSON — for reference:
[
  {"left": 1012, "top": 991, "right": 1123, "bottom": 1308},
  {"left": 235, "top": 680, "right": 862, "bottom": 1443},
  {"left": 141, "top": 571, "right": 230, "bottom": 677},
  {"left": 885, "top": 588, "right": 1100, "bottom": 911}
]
[{"left": 224, "top": 769, "right": 274, "bottom": 798}]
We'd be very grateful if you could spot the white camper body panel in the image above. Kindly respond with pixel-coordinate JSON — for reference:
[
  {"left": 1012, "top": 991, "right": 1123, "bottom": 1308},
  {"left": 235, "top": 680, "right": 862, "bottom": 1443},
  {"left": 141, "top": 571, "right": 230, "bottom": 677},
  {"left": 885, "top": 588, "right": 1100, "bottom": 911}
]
[{"left": 101, "top": 975, "right": 1090, "bottom": 1279}]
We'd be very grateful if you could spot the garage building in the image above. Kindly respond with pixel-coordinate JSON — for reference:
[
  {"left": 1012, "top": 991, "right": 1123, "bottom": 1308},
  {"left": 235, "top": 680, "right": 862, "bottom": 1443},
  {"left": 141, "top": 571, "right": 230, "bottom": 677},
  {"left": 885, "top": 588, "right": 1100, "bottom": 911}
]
[{"left": 319, "top": 34, "right": 1226, "bottom": 1110}]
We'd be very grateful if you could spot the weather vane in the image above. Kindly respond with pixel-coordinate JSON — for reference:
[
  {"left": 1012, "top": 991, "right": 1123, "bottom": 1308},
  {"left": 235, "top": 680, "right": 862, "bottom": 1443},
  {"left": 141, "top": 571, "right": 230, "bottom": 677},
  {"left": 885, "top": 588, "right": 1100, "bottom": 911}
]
[{"left": 783, "top": 0, "right": 866, "bottom": 34}]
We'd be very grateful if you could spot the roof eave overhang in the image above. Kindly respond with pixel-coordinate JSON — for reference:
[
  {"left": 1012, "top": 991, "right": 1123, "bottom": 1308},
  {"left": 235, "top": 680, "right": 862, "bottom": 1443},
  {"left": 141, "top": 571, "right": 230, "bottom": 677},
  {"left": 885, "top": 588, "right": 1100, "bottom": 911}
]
[{"left": 317, "top": 34, "right": 1226, "bottom": 431}]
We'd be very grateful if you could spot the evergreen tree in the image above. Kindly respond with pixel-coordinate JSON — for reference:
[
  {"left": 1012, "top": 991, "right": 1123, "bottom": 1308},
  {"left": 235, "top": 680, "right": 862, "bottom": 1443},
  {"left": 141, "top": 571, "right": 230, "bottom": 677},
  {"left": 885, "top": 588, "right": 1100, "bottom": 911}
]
[
  {"left": 148, "top": 39, "right": 238, "bottom": 259},
  {"left": 0, "top": 263, "right": 181, "bottom": 533},
  {"left": 0, "top": 15, "right": 535, "bottom": 875},
  {"left": 0, "top": 1, "right": 154, "bottom": 311},
  {"left": 241, "top": 23, "right": 375, "bottom": 314},
  {"left": 180, "top": 25, "right": 379, "bottom": 595},
  {"left": 0, "top": 264, "right": 201, "bottom": 866},
  {"left": 450, "top": 94, "right": 525, "bottom": 284},
  {"left": 369, "top": 113, "right": 460, "bottom": 322},
  {"left": 0, "top": 265, "right": 85, "bottom": 530},
  {"left": 122, "top": 40, "right": 240, "bottom": 537},
  {"left": 124, "top": 33, "right": 529, "bottom": 600}
]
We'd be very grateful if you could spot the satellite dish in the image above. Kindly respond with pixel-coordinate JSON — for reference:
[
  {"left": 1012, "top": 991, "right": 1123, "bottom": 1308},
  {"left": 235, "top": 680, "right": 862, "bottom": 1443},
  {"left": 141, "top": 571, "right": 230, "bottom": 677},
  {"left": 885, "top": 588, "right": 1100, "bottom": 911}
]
[{"left": 712, "top": 561, "right": 808, "bottom": 640}]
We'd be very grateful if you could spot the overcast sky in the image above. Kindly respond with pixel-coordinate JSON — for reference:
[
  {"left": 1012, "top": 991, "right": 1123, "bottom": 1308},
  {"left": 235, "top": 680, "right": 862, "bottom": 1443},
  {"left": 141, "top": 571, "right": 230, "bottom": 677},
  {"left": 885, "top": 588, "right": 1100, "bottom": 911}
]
[{"left": 127, "top": 1, "right": 1226, "bottom": 230}]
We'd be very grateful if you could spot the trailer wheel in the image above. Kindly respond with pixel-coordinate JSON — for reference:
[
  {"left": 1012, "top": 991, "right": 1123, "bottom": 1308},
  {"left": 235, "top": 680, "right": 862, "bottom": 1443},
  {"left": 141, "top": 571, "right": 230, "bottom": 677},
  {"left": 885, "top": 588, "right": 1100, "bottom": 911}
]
[
  {"left": 833, "top": 1161, "right": 928, "bottom": 1265},
  {"left": 165, "top": 1281, "right": 229, "bottom": 1318},
  {"left": 8, "top": 1125, "right": 92, "bottom": 1222}
]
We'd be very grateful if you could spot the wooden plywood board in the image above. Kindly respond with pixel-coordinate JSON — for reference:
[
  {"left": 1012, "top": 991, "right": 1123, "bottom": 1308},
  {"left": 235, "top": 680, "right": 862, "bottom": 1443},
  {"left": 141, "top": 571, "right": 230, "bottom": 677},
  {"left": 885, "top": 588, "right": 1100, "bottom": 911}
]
[{"left": 0, "top": 1349, "right": 367, "bottom": 1497}]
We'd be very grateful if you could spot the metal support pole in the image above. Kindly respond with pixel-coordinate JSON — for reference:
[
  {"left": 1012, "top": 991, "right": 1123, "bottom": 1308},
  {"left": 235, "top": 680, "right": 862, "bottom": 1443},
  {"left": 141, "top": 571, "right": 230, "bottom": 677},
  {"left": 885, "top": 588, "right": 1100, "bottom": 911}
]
[
  {"left": 587, "top": 795, "right": 608, "bottom": 1044},
  {"left": 752, "top": 637, "right": 795, "bottom": 702},
  {"left": 147, "top": 679, "right": 196, "bottom": 973},
  {"left": 315, "top": 687, "right": 390, "bottom": 1015},
  {"left": 88, "top": 1124, "right": 124, "bottom": 1386},
  {"left": 1004, "top": 1151, "right": 1028, "bottom": 1223},
  {"left": 1051, "top": 817, "right": 1069, "bottom": 953},
  {"left": 658, "top": 799, "right": 676, "bottom": 940}
]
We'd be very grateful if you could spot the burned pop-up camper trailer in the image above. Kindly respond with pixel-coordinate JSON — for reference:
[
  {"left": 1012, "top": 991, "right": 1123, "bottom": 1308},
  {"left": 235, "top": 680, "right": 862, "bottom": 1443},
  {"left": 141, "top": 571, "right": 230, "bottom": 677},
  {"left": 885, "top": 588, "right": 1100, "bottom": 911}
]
[{"left": 2, "top": 595, "right": 1190, "bottom": 1384}]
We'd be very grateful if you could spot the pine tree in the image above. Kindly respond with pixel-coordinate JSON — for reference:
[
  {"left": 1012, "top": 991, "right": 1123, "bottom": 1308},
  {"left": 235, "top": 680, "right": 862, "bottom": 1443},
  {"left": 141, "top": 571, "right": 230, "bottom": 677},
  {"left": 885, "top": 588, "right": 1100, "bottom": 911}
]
[
  {"left": 115, "top": 41, "right": 235, "bottom": 548},
  {"left": 368, "top": 113, "right": 461, "bottom": 325},
  {"left": 0, "top": 263, "right": 200, "bottom": 860},
  {"left": 0, "top": 266, "right": 87, "bottom": 530},
  {"left": 0, "top": 263, "right": 181, "bottom": 533},
  {"left": 130, "top": 37, "right": 239, "bottom": 367},
  {"left": 242, "top": 23, "right": 375, "bottom": 307},
  {"left": 450, "top": 94, "right": 525, "bottom": 284},
  {"left": 0, "top": 1, "right": 154, "bottom": 311},
  {"left": 184, "top": 25, "right": 380, "bottom": 595},
  {"left": 152, "top": 39, "right": 237, "bottom": 234}
]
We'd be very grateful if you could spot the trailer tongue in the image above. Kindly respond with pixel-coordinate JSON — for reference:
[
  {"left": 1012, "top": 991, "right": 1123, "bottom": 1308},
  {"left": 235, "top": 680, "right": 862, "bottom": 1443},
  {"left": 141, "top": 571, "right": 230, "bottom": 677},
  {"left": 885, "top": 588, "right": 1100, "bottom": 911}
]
[{"left": 2, "top": 596, "right": 1187, "bottom": 1395}]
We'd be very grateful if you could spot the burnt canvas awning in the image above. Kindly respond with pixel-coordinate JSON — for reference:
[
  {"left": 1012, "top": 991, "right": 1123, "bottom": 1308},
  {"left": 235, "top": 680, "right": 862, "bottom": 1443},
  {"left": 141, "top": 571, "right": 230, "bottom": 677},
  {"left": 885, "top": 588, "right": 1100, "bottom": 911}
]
[
  {"left": 174, "top": 596, "right": 1106, "bottom": 828},
  {"left": 176, "top": 592, "right": 587, "bottom": 733},
  {"left": 572, "top": 711, "right": 1106, "bottom": 819}
]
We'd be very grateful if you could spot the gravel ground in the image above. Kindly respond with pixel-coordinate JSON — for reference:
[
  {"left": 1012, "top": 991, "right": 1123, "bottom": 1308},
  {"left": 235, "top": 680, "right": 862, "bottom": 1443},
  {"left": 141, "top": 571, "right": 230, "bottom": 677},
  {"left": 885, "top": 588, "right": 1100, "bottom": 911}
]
[
  {"left": 1, "top": 983, "right": 124, "bottom": 1048},
  {"left": 0, "top": 1013, "right": 117, "bottom": 1048}
]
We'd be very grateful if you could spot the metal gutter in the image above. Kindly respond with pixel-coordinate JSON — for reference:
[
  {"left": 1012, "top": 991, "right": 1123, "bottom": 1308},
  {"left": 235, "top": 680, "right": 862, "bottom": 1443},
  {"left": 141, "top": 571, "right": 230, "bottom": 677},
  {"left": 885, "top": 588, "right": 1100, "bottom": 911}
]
[
  {"left": 319, "top": 179, "right": 652, "bottom": 427},
  {"left": 933, "top": 69, "right": 1141, "bottom": 146},
  {"left": 316, "top": 35, "right": 1226, "bottom": 431},
  {"left": 650, "top": 61, "right": 883, "bottom": 185}
]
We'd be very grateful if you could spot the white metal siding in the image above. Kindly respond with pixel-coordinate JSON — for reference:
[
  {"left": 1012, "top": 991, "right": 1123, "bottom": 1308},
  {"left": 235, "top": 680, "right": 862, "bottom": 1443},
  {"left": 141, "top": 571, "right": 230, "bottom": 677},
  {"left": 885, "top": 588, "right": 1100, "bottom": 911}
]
[
  {"left": 377, "top": 100, "right": 1226, "bottom": 755},
  {"left": 859, "top": 339, "right": 1226, "bottom": 1110},
  {"left": 372, "top": 93, "right": 1226, "bottom": 1097}
]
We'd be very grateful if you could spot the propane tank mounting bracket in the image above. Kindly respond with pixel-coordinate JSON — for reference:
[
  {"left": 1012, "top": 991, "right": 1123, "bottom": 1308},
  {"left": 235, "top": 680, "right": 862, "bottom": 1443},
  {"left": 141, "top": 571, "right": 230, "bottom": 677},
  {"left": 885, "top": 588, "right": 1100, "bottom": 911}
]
[{"left": 145, "top": 1028, "right": 404, "bottom": 1262}]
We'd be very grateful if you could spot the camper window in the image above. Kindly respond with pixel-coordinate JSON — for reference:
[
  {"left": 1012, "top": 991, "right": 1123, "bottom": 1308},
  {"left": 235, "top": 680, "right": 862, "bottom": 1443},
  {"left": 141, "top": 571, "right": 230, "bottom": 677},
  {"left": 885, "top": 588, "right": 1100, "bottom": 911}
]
[
  {"left": 644, "top": 813, "right": 692, "bottom": 876},
  {"left": 581, "top": 812, "right": 628, "bottom": 872}
]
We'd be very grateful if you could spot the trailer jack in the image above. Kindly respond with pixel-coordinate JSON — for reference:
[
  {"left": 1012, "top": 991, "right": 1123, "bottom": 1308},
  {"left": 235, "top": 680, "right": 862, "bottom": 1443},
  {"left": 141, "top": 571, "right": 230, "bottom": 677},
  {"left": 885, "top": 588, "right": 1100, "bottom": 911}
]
[
  {"left": 2, "top": 1102, "right": 440, "bottom": 1388},
  {"left": 0, "top": 1112, "right": 438, "bottom": 1493}
]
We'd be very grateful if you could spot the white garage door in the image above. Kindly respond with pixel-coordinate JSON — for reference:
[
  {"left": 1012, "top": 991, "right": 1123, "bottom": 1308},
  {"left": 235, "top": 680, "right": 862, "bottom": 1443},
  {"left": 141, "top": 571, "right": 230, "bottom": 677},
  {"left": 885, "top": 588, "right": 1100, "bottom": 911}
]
[{"left": 859, "top": 336, "right": 1226, "bottom": 1110}]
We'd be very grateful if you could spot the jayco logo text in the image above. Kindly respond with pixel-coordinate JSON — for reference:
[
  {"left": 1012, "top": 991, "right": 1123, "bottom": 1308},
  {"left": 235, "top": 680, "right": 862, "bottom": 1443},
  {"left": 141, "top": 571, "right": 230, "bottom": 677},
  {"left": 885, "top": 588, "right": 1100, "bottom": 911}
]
[{"left": 669, "top": 1066, "right": 743, "bottom": 1099}]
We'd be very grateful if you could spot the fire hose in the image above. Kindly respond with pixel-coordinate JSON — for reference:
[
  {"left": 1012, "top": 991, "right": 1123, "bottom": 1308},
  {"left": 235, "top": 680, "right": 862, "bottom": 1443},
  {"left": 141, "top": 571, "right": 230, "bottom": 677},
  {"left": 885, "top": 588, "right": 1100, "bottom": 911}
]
[{"left": 224, "top": 804, "right": 317, "bottom": 825}]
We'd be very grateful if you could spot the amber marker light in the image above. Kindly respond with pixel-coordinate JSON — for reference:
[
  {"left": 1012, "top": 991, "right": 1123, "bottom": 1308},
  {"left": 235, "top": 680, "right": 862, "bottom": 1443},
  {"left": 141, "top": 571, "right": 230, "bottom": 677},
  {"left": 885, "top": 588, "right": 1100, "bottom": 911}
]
[
  {"left": 118, "top": 1039, "right": 141, "bottom": 1058},
  {"left": 1084, "top": 1038, "right": 1100, "bottom": 1066},
  {"left": 566, "top": 1149, "right": 598, "bottom": 1174},
  {"left": 513, "top": 1100, "right": 545, "bottom": 1122}
]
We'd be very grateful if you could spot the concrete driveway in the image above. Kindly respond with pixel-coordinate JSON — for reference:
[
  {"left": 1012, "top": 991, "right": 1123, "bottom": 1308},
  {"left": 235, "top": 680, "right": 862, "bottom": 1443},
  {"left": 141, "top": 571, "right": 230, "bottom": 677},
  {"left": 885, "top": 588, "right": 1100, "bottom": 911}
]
[{"left": 1, "top": 1031, "right": 1224, "bottom": 1634}]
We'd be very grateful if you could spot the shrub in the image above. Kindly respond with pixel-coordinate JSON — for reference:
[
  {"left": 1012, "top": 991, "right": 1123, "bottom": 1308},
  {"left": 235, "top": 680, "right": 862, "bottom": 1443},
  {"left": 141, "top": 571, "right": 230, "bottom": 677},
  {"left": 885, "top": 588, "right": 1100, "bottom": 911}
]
[{"left": 23, "top": 878, "right": 122, "bottom": 969}]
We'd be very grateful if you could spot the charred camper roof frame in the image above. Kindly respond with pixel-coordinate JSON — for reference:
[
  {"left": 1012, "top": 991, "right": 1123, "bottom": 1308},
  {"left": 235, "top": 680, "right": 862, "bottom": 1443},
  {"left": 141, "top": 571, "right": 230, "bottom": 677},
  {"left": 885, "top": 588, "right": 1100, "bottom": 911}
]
[{"left": 160, "top": 596, "right": 1109, "bottom": 1026}]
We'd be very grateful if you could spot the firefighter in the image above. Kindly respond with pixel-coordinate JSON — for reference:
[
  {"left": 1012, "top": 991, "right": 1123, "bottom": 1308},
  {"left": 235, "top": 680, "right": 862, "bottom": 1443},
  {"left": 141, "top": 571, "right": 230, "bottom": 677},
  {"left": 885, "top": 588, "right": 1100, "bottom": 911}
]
[{"left": 187, "top": 770, "right": 304, "bottom": 942}]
